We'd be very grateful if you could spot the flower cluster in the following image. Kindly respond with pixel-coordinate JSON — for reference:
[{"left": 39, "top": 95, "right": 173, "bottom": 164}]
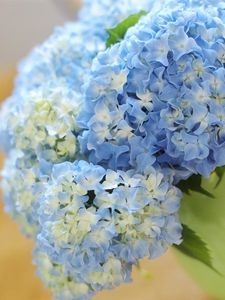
[
  {"left": 1, "top": 0, "right": 224, "bottom": 299},
  {"left": 0, "top": 0, "right": 157, "bottom": 238},
  {"left": 79, "top": 2, "right": 225, "bottom": 178},
  {"left": 37, "top": 160, "right": 181, "bottom": 299},
  {"left": 2, "top": 87, "right": 81, "bottom": 161}
]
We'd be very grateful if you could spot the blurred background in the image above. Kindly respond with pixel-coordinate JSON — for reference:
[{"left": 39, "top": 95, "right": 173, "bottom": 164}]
[
  {"left": 0, "top": 1, "right": 217, "bottom": 299},
  {"left": 0, "top": 0, "right": 81, "bottom": 71}
]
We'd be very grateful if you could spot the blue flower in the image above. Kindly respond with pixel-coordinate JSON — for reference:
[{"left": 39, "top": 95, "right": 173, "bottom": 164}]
[
  {"left": 36, "top": 161, "right": 182, "bottom": 299},
  {"left": 1, "top": 1, "right": 225, "bottom": 299},
  {"left": 0, "top": 0, "right": 160, "bottom": 242},
  {"left": 145, "top": 35, "right": 170, "bottom": 66},
  {"left": 168, "top": 27, "right": 201, "bottom": 61},
  {"left": 78, "top": 3, "right": 225, "bottom": 178}
]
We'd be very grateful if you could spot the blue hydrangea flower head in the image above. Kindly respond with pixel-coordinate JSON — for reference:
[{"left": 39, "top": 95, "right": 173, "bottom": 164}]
[
  {"left": 37, "top": 160, "right": 182, "bottom": 299},
  {"left": 1, "top": 1, "right": 223, "bottom": 299},
  {"left": 78, "top": 3, "right": 225, "bottom": 178}
]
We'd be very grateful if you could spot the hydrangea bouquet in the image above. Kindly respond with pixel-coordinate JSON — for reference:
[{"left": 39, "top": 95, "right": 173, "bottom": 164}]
[{"left": 1, "top": 0, "right": 225, "bottom": 299}]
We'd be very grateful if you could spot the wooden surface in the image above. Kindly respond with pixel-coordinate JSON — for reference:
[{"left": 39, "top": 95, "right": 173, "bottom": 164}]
[{"left": 0, "top": 72, "right": 215, "bottom": 300}]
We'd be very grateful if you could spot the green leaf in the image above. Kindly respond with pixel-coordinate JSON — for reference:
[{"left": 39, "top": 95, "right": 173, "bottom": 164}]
[
  {"left": 177, "top": 174, "right": 214, "bottom": 198},
  {"left": 176, "top": 169, "right": 225, "bottom": 295},
  {"left": 174, "top": 224, "right": 219, "bottom": 274},
  {"left": 106, "top": 10, "right": 148, "bottom": 48}
]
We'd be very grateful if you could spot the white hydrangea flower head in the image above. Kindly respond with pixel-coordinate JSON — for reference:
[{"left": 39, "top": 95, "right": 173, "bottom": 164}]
[{"left": 3, "top": 86, "right": 81, "bottom": 163}]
